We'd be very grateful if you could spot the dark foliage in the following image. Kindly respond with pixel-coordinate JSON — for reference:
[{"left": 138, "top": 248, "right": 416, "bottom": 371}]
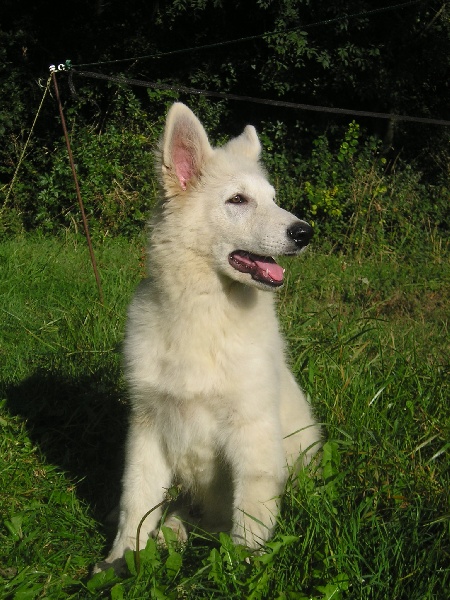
[{"left": 1, "top": 0, "right": 449, "bottom": 242}]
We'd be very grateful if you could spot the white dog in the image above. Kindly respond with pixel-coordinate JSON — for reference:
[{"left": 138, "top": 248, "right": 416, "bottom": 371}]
[{"left": 98, "top": 103, "right": 321, "bottom": 571}]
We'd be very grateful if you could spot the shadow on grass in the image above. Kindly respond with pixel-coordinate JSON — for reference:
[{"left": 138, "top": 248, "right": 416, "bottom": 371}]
[{"left": 5, "top": 366, "right": 128, "bottom": 537}]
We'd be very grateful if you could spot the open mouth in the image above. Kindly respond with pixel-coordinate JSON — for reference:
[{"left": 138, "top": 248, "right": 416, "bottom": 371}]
[{"left": 228, "top": 251, "right": 285, "bottom": 287}]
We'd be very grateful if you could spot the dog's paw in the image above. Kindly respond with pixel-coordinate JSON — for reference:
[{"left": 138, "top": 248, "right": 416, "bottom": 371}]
[
  {"left": 231, "top": 518, "right": 271, "bottom": 551},
  {"left": 92, "top": 556, "right": 128, "bottom": 576},
  {"left": 93, "top": 538, "right": 135, "bottom": 576},
  {"left": 157, "top": 514, "right": 188, "bottom": 547}
]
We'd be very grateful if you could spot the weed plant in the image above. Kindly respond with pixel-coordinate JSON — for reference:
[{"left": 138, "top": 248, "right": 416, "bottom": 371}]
[{"left": 0, "top": 230, "right": 448, "bottom": 599}]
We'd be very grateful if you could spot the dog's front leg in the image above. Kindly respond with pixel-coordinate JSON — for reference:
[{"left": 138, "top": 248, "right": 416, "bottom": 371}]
[
  {"left": 227, "top": 421, "right": 286, "bottom": 550},
  {"left": 96, "top": 419, "right": 171, "bottom": 572}
]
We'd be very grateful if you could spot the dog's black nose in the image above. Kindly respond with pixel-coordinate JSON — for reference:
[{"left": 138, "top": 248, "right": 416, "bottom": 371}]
[{"left": 287, "top": 221, "right": 313, "bottom": 248}]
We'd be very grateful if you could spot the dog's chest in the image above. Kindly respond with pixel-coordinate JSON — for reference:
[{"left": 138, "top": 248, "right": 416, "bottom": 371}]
[
  {"left": 161, "top": 401, "right": 222, "bottom": 486},
  {"left": 128, "top": 282, "right": 284, "bottom": 406},
  {"left": 167, "top": 296, "right": 281, "bottom": 391}
]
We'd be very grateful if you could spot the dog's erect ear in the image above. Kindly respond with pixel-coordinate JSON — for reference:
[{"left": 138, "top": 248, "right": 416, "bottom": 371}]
[
  {"left": 224, "top": 125, "right": 261, "bottom": 161},
  {"left": 162, "top": 103, "right": 213, "bottom": 193}
]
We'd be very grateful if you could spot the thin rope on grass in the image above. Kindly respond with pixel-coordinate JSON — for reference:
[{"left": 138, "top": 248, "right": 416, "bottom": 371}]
[
  {"left": 0, "top": 75, "right": 52, "bottom": 219},
  {"left": 134, "top": 485, "right": 181, "bottom": 575},
  {"left": 134, "top": 499, "right": 168, "bottom": 575}
]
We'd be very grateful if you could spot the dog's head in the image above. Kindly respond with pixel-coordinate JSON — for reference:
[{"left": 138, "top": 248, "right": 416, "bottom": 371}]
[{"left": 158, "top": 102, "right": 312, "bottom": 291}]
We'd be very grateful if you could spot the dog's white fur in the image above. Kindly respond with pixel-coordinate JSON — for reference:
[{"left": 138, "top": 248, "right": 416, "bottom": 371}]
[{"left": 98, "top": 103, "right": 321, "bottom": 571}]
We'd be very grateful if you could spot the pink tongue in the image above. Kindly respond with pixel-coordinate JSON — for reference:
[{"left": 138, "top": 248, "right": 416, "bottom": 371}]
[{"left": 254, "top": 259, "right": 284, "bottom": 283}]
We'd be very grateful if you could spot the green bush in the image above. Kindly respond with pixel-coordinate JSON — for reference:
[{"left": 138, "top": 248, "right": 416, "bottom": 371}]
[
  {"left": 34, "top": 88, "right": 159, "bottom": 237},
  {"left": 2, "top": 89, "right": 448, "bottom": 251},
  {"left": 0, "top": 86, "right": 163, "bottom": 238},
  {"left": 261, "top": 120, "right": 449, "bottom": 254}
]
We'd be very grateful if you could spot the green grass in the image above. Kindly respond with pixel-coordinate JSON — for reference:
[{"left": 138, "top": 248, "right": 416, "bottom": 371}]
[{"left": 0, "top": 233, "right": 449, "bottom": 599}]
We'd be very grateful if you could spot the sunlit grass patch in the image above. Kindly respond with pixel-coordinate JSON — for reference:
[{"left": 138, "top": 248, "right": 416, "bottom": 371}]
[{"left": 0, "top": 234, "right": 448, "bottom": 598}]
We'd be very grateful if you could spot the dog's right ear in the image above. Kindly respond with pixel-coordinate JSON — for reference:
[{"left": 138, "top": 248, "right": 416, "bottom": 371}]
[
  {"left": 161, "top": 103, "right": 213, "bottom": 194},
  {"left": 224, "top": 125, "right": 261, "bottom": 161}
]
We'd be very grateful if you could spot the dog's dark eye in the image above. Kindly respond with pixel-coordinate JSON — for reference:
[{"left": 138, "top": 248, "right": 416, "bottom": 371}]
[{"left": 227, "top": 194, "right": 247, "bottom": 204}]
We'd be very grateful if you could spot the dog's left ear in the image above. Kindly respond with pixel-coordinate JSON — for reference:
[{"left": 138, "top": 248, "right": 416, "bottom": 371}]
[
  {"left": 225, "top": 125, "right": 261, "bottom": 161},
  {"left": 162, "top": 103, "right": 213, "bottom": 193}
]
